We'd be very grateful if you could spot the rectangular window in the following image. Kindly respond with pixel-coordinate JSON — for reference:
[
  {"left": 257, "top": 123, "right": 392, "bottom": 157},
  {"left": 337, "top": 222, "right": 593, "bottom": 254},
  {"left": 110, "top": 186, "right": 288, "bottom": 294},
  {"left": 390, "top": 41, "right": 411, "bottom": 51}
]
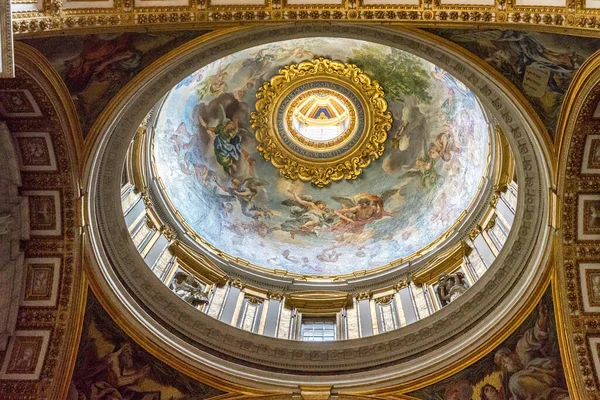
[{"left": 300, "top": 317, "right": 336, "bottom": 342}]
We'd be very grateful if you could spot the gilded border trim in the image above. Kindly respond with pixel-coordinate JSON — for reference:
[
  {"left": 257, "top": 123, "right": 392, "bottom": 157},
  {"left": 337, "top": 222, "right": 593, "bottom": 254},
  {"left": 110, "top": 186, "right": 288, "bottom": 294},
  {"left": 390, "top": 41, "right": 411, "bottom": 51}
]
[{"left": 553, "top": 48, "right": 600, "bottom": 400}]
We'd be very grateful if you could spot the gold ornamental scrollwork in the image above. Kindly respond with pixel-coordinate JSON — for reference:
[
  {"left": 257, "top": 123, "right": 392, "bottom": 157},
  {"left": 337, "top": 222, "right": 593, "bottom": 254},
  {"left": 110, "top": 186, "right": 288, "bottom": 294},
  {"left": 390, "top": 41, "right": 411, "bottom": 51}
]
[{"left": 250, "top": 57, "right": 392, "bottom": 187}]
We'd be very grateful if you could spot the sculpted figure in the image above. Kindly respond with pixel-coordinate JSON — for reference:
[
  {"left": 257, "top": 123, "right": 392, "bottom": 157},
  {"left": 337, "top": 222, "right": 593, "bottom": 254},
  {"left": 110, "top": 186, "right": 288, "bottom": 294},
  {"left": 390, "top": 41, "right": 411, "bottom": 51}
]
[
  {"left": 169, "top": 272, "right": 209, "bottom": 308},
  {"left": 437, "top": 271, "right": 468, "bottom": 306}
]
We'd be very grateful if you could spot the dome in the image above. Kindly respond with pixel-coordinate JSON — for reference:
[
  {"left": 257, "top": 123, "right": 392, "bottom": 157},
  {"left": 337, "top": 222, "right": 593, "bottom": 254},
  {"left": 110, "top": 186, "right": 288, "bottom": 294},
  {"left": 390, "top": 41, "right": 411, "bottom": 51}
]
[
  {"left": 85, "top": 25, "right": 552, "bottom": 387},
  {"left": 151, "top": 38, "right": 490, "bottom": 277}
]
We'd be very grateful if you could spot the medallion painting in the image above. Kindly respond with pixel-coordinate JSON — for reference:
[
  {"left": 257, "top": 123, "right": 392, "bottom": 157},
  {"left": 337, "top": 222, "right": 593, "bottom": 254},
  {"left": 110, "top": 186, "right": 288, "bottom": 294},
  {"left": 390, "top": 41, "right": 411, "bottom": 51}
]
[
  {"left": 152, "top": 38, "right": 490, "bottom": 276},
  {"left": 26, "top": 31, "right": 209, "bottom": 135},
  {"left": 428, "top": 29, "right": 600, "bottom": 137},
  {"left": 68, "top": 294, "right": 224, "bottom": 400},
  {"left": 407, "top": 288, "right": 569, "bottom": 400}
]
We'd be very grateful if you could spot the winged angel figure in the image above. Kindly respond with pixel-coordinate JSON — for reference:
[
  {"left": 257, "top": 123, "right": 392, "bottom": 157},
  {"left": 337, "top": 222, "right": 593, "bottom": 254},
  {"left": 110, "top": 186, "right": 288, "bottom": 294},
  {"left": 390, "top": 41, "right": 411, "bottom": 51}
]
[
  {"left": 214, "top": 176, "right": 271, "bottom": 220},
  {"left": 330, "top": 190, "right": 399, "bottom": 235},
  {"left": 278, "top": 190, "right": 336, "bottom": 239}
]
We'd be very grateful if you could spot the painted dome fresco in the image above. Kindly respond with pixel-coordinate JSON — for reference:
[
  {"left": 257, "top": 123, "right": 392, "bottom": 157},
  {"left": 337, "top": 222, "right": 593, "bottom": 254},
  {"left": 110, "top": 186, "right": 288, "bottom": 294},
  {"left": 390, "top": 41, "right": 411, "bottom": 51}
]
[{"left": 151, "top": 37, "right": 490, "bottom": 276}]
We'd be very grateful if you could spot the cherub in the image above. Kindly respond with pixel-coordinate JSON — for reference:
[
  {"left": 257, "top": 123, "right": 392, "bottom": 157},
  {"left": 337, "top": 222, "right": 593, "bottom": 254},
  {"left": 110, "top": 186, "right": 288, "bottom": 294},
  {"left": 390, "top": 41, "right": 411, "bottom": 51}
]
[
  {"left": 317, "top": 249, "right": 341, "bottom": 263},
  {"left": 429, "top": 130, "right": 460, "bottom": 162},
  {"left": 196, "top": 62, "right": 229, "bottom": 98}
]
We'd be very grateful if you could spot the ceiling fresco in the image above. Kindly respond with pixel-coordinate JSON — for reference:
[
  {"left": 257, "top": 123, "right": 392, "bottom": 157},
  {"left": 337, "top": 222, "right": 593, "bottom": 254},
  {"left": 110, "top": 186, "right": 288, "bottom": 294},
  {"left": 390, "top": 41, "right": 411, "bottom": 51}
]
[{"left": 152, "top": 38, "right": 490, "bottom": 276}]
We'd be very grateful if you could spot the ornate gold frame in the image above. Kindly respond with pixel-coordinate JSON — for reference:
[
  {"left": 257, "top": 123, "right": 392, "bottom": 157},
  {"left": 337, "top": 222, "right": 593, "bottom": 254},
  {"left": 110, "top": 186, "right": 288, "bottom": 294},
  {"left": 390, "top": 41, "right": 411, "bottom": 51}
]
[{"left": 251, "top": 57, "right": 392, "bottom": 187}]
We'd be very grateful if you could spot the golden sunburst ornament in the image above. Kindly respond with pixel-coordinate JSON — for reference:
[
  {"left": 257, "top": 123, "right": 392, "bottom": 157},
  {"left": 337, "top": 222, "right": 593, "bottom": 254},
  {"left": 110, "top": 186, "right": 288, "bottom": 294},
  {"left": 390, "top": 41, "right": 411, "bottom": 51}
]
[{"left": 250, "top": 58, "right": 392, "bottom": 187}]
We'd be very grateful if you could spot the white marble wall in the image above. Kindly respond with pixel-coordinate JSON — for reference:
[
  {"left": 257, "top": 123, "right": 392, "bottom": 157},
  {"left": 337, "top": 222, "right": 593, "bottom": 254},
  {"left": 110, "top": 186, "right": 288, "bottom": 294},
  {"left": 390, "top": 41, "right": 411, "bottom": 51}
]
[{"left": 0, "top": 122, "right": 28, "bottom": 350}]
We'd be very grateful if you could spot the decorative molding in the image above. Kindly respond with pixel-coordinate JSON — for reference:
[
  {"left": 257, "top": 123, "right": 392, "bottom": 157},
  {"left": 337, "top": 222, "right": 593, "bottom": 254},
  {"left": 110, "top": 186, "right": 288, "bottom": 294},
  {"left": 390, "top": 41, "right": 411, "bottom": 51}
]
[
  {"left": 412, "top": 240, "right": 472, "bottom": 285},
  {"left": 170, "top": 240, "right": 228, "bottom": 285},
  {"left": 0, "top": 0, "right": 13, "bottom": 78},
  {"left": 285, "top": 290, "right": 352, "bottom": 314},
  {"left": 0, "top": 330, "right": 50, "bottom": 381},
  {"left": 554, "top": 48, "right": 600, "bottom": 399},
  {"left": 251, "top": 57, "right": 392, "bottom": 187},
  {"left": 10, "top": 0, "right": 600, "bottom": 36}
]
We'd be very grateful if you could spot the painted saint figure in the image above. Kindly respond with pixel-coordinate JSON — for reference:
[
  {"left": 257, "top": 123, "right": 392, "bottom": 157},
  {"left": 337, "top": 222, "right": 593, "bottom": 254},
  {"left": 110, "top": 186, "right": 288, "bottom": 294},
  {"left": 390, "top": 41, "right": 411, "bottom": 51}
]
[
  {"left": 494, "top": 303, "right": 569, "bottom": 400},
  {"left": 198, "top": 105, "right": 243, "bottom": 175}
]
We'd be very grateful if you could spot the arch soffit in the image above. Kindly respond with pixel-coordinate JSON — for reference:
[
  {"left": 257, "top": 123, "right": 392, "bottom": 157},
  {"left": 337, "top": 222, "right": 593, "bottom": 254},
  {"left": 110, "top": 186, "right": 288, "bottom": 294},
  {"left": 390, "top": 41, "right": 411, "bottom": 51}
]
[
  {"left": 554, "top": 49, "right": 600, "bottom": 400},
  {"left": 6, "top": 42, "right": 85, "bottom": 399}
]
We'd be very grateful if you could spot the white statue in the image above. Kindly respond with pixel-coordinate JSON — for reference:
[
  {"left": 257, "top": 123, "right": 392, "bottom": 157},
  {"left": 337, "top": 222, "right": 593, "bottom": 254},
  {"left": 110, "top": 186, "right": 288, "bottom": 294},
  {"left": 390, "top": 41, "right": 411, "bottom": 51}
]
[
  {"left": 437, "top": 271, "right": 468, "bottom": 306},
  {"left": 169, "top": 272, "right": 209, "bottom": 308}
]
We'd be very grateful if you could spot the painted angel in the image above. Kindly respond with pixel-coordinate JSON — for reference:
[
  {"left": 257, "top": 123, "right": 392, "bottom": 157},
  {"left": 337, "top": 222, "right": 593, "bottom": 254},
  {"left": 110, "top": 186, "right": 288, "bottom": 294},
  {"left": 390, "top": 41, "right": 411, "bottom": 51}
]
[
  {"left": 330, "top": 190, "right": 399, "bottom": 235},
  {"left": 401, "top": 140, "right": 443, "bottom": 190},
  {"left": 195, "top": 62, "right": 229, "bottom": 98},
  {"left": 429, "top": 130, "right": 460, "bottom": 162},
  {"left": 278, "top": 190, "right": 335, "bottom": 239},
  {"left": 213, "top": 176, "right": 271, "bottom": 220}
]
